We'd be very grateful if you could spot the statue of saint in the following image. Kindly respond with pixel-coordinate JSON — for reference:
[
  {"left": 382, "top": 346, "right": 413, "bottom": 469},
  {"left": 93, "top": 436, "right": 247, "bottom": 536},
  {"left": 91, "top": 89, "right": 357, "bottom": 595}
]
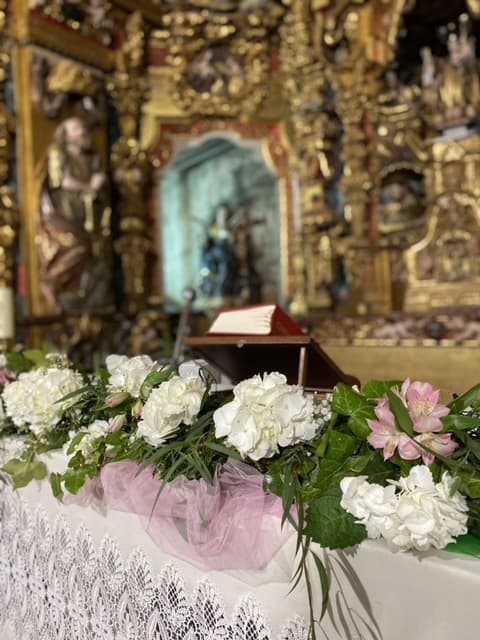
[
  {"left": 199, "top": 203, "right": 241, "bottom": 303},
  {"left": 37, "top": 116, "right": 113, "bottom": 313}
]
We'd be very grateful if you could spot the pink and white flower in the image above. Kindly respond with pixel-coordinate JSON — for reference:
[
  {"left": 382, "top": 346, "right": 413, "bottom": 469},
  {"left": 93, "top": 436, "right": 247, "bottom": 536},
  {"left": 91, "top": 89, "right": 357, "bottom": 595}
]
[
  {"left": 401, "top": 379, "right": 450, "bottom": 433},
  {"left": 367, "top": 380, "right": 456, "bottom": 465}
]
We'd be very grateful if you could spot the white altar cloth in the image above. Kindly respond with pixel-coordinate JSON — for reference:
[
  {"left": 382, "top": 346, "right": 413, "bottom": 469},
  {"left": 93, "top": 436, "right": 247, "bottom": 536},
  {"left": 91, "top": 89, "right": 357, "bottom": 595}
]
[{"left": 1, "top": 450, "right": 480, "bottom": 640}]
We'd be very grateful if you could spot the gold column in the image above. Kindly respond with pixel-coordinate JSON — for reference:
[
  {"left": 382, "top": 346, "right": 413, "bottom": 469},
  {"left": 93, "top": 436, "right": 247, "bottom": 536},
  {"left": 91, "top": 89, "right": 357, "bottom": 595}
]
[
  {"left": 110, "top": 11, "right": 152, "bottom": 315},
  {"left": 0, "top": 0, "right": 19, "bottom": 345}
]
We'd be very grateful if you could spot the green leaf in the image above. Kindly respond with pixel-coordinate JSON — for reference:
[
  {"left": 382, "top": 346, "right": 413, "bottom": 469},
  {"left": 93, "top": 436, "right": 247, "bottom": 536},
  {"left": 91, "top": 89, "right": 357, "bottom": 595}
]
[
  {"left": 332, "top": 383, "right": 365, "bottom": 416},
  {"left": 140, "top": 365, "right": 176, "bottom": 400},
  {"left": 449, "top": 384, "right": 480, "bottom": 414},
  {"left": 311, "top": 549, "right": 331, "bottom": 620},
  {"left": 23, "top": 349, "right": 50, "bottom": 367},
  {"left": 362, "top": 452, "right": 397, "bottom": 485},
  {"left": 304, "top": 486, "right": 368, "bottom": 549},
  {"left": 362, "top": 380, "right": 402, "bottom": 399},
  {"left": 6, "top": 352, "right": 30, "bottom": 373},
  {"left": 282, "top": 465, "right": 296, "bottom": 527},
  {"left": 348, "top": 405, "right": 375, "bottom": 439},
  {"left": 442, "top": 414, "right": 480, "bottom": 431},
  {"left": 2, "top": 458, "right": 48, "bottom": 488},
  {"left": 50, "top": 472, "right": 63, "bottom": 498},
  {"left": 206, "top": 442, "right": 243, "bottom": 461},
  {"left": 325, "top": 431, "right": 357, "bottom": 462},
  {"left": 387, "top": 389, "right": 414, "bottom": 437},
  {"left": 456, "top": 469, "right": 480, "bottom": 499},
  {"left": 63, "top": 469, "right": 89, "bottom": 494}
]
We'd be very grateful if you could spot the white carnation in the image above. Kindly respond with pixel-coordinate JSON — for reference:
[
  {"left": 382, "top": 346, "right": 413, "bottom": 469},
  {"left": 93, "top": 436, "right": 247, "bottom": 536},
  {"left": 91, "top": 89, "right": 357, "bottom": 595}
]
[
  {"left": 106, "top": 354, "right": 158, "bottom": 398},
  {"left": 137, "top": 375, "right": 206, "bottom": 447},
  {"left": 340, "top": 466, "right": 468, "bottom": 552},
  {"left": 2, "top": 367, "right": 84, "bottom": 438},
  {"left": 214, "top": 372, "right": 318, "bottom": 461}
]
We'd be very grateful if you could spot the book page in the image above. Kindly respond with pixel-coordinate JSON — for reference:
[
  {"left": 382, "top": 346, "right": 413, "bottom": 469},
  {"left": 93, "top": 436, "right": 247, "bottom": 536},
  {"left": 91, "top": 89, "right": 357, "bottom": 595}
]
[{"left": 208, "top": 305, "right": 276, "bottom": 335}]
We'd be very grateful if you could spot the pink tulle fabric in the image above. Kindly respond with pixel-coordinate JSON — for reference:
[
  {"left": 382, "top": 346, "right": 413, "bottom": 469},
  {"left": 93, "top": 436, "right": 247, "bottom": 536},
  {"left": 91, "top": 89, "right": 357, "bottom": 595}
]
[{"left": 64, "top": 459, "right": 294, "bottom": 571}]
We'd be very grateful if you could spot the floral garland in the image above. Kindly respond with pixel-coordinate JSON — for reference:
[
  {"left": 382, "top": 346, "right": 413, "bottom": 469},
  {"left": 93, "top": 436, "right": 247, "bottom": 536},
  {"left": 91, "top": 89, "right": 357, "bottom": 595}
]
[{"left": 1, "top": 352, "right": 480, "bottom": 637}]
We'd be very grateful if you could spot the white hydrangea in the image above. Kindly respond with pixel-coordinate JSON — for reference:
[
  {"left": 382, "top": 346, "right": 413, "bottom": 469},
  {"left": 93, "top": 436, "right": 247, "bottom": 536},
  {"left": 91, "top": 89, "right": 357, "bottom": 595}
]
[
  {"left": 213, "top": 372, "right": 318, "bottom": 461},
  {"left": 77, "top": 419, "right": 110, "bottom": 459},
  {"left": 106, "top": 354, "right": 158, "bottom": 398},
  {"left": 137, "top": 375, "right": 206, "bottom": 447},
  {"left": 2, "top": 367, "right": 84, "bottom": 438},
  {"left": 340, "top": 466, "right": 468, "bottom": 552},
  {"left": 340, "top": 476, "right": 398, "bottom": 539}
]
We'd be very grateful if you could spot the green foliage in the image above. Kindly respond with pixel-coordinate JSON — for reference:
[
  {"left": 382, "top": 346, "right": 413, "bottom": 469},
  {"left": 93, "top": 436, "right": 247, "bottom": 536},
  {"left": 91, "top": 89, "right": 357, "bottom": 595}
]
[{"left": 304, "top": 487, "right": 368, "bottom": 549}]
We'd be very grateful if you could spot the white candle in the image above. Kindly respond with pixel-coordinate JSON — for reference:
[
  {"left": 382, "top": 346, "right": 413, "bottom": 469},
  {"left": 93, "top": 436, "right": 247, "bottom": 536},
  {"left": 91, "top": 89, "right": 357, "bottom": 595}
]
[
  {"left": 0, "top": 287, "right": 15, "bottom": 340},
  {"left": 292, "top": 172, "right": 302, "bottom": 233}
]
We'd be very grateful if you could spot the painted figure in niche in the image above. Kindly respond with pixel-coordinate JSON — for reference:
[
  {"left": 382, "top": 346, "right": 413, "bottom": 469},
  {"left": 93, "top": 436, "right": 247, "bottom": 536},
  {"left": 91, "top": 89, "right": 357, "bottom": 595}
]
[{"left": 37, "top": 116, "right": 113, "bottom": 313}]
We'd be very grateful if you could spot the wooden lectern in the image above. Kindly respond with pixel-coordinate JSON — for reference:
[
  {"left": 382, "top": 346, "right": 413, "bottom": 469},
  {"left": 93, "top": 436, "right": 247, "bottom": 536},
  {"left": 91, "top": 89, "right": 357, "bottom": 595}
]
[{"left": 183, "top": 335, "right": 359, "bottom": 391}]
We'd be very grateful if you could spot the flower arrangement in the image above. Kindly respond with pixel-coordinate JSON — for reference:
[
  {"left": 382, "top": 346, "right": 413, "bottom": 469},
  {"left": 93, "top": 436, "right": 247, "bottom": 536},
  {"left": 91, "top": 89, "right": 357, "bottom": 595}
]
[{"left": 1, "top": 352, "right": 480, "bottom": 636}]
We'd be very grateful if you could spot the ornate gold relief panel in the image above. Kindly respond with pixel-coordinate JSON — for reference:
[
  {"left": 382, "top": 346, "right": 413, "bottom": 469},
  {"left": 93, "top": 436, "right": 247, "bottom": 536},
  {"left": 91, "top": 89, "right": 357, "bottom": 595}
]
[
  {"left": 157, "top": 4, "right": 283, "bottom": 119},
  {"left": 405, "top": 135, "right": 480, "bottom": 311}
]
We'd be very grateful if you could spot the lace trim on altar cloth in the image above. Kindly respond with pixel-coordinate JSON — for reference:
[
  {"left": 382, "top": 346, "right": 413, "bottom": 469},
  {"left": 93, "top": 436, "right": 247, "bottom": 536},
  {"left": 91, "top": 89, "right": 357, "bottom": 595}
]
[{"left": 0, "top": 485, "right": 308, "bottom": 640}]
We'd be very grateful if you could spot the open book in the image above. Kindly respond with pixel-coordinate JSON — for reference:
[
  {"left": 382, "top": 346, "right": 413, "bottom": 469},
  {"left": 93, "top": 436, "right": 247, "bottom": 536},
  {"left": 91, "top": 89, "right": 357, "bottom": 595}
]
[{"left": 207, "top": 304, "right": 305, "bottom": 336}]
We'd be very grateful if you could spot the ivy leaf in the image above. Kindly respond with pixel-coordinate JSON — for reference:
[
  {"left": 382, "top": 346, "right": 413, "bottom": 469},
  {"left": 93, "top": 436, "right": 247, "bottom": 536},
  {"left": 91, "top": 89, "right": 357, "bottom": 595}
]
[
  {"left": 348, "top": 405, "right": 375, "bottom": 439},
  {"left": 362, "top": 452, "right": 397, "bottom": 485},
  {"left": 304, "top": 486, "right": 367, "bottom": 549},
  {"left": 62, "top": 469, "right": 89, "bottom": 495},
  {"left": 332, "top": 383, "right": 374, "bottom": 438},
  {"left": 332, "top": 383, "right": 364, "bottom": 416},
  {"left": 362, "top": 380, "right": 402, "bottom": 399},
  {"left": 325, "top": 431, "right": 357, "bottom": 462},
  {"left": 2, "top": 458, "right": 48, "bottom": 488},
  {"left": 387, "top": 389, "right": 414, "bottom": 437}
]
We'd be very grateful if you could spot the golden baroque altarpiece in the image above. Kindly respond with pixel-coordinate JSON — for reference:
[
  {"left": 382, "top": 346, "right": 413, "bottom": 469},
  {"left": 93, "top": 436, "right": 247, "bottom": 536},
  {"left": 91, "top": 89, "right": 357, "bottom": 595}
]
[{"left": 3, "top": 0, "right": 480, "bottom": 371}]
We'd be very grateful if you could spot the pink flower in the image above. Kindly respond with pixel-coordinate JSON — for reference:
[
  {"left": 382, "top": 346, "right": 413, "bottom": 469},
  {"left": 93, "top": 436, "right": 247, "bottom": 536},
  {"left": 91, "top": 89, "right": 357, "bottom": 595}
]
[
  {"left": 414, "top": 432, "right": 459, "bottom": 466},
  {"left": 401, "top": 379, "right": 450, "bottom": 433},
  {"left": 367, "top": 381, "right": 457, "bottom": 466},
  {"left": 0, "top": 368, "right": 16, "bottom": 386},
  {"left": 367, "top": 398, "right": 403, "bottom": 460}
]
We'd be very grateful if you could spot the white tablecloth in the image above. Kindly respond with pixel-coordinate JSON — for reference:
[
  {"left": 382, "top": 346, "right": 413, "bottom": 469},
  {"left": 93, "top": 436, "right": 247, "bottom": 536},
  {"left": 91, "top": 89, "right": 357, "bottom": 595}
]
[{"left": 1, "top": 450, "right": 479, "bottom": 639}]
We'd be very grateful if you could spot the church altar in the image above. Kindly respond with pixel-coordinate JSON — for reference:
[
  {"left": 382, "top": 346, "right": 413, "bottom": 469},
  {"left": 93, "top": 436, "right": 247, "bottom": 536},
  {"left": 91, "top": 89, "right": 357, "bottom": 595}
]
[{"left": 0, "top": 449, "right": 479, "bottom": 640}]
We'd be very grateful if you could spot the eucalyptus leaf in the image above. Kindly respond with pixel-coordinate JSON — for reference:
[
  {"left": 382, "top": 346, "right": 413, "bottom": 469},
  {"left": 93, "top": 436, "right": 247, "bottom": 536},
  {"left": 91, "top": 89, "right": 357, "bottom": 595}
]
[
  {"left": 442, "top": 414, "right": 480, "bottom": 431},
  {"left": 449, "top": 384, "right": 480, "bottom": 414},
  {"left": 50, "top": 472, "right": 63, "bottom": 499}
]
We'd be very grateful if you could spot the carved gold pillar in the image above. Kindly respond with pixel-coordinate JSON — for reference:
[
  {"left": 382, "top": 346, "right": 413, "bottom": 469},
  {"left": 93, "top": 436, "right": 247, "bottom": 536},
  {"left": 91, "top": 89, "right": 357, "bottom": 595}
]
[
  {"left": 110, "top": 11, "right": 152, "bottom": 315},
  {"left": 301, "top": 0, "right": 414, "bottom": 313},
  {"left": 0, "top": 1, "right": 18, "bottom": 342}
]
